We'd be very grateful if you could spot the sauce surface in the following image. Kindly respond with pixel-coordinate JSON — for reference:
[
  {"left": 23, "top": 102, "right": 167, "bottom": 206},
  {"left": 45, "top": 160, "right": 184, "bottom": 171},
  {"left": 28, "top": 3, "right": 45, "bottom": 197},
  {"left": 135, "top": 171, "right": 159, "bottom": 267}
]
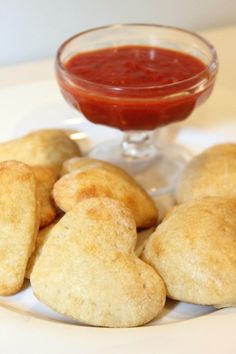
[
  {"left": 58, "top": 45, "right": 213, "bottom": 130},
  {"left": 65, "top": 45, "right": 206, "bottom": 87}
]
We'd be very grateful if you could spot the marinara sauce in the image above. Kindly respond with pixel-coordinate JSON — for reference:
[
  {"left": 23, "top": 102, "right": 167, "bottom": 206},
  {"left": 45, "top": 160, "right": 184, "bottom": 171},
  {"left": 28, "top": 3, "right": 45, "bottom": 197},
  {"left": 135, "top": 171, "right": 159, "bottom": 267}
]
[{"left": 57, "top": 45, "right": 212, "bottom": 130}]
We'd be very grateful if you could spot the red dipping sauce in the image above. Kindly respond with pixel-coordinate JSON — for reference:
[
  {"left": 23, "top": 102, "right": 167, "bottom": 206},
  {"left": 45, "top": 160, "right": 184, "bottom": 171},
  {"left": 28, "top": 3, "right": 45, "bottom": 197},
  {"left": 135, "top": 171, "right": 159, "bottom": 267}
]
[{"left": 57, "top": 45, "right": 213, "bottom": 130}]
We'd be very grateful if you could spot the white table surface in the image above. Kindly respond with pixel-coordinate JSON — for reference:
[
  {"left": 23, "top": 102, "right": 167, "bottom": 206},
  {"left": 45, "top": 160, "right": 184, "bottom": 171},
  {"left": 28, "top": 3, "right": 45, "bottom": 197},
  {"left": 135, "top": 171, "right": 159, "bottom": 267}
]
[{"left": 0, "top": 58, "right": 54, "bottom": 89}]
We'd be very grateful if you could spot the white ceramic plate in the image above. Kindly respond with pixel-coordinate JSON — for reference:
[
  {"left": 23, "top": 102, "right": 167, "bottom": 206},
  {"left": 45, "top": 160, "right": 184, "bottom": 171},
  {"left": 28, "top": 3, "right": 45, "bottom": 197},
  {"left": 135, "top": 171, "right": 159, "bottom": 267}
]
[{"left": 0, "top": 25, "right": 236, "bottom": 354}]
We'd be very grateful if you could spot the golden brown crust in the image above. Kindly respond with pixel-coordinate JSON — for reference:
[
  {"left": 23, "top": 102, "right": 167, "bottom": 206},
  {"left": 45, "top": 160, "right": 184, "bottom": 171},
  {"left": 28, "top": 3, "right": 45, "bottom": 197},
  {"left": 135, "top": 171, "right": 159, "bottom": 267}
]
[
  {"left": 53, "top": 162, "right": 158, "bottom": 229},
  {"left": 0, "top": 161, "right": 40, "bottom": 295},
  {"left": 31, "top": 197, "right": 166, "bottom": 327},
  {"left": 32, "top": 166, "right": 59, "bottom": 228},
  {"left": 60, "top": 157, "right": 125, "bottom": 176},
  {"left": 142, "top": 197, "right": 236, "bottom": 307},
  {"left": 0, "top": 129, "right": 81, "bottom": 172},
  {"left": 176, "top": 143, "right": 236, "bottom": 204},
  {"left": 25, "top": 220, "right": 59, "bottom": 279}
]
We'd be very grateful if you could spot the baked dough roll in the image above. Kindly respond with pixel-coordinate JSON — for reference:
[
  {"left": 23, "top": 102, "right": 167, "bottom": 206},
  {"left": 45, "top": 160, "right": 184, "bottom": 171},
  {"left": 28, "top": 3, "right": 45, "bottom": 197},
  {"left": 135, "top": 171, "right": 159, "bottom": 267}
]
[
  {"left": 142, "top": 197, "right": 236, "bottom": 307},
  {"left": 176, "top": 144, "right": 236, "bottom": 203},
  {"left": 53, "top": 161, "right": 158, "bottom": 229},
  {"left": 0, "top": 161, "right": 39, "bottom": 295}
]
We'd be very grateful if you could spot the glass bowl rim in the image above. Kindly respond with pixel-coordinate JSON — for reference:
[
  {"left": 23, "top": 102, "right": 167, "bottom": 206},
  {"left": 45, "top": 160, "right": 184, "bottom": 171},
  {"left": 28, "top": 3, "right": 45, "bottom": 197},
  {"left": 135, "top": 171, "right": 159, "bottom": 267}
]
[{"left": 55, "top": 23, "right": 218, "bottom": 92}]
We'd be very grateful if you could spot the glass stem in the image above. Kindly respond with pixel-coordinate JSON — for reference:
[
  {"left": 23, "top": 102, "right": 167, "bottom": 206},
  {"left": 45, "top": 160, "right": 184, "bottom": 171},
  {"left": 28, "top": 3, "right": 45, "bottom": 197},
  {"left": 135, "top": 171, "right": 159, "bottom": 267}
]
[{"left": 122, "top": 131, "right": 158, "bottom": 160}]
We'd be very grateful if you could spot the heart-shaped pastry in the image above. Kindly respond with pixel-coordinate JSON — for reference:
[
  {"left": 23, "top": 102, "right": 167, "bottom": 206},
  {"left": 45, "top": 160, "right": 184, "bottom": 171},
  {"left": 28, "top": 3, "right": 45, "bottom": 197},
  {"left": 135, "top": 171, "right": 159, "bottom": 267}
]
[
  {"left": 31, "top": 197, "right": 165, "bottom": 327},
  {"left": 53, "top": 161, "right": 158, "bottom": 229}
]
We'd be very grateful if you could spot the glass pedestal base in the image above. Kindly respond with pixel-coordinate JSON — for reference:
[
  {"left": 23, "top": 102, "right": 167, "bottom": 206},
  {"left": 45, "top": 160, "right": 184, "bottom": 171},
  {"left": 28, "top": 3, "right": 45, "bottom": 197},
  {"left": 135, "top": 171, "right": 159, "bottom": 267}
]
[{"left": 88, "top": 138, "right": 190, "bottom": 196}]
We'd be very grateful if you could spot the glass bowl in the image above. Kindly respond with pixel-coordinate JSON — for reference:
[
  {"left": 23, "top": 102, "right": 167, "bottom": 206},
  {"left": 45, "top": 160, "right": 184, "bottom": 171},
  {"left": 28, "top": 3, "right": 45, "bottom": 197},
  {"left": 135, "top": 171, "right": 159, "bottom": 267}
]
[{"left": 55, "top": 24, "right": 218, "bottom": 195}]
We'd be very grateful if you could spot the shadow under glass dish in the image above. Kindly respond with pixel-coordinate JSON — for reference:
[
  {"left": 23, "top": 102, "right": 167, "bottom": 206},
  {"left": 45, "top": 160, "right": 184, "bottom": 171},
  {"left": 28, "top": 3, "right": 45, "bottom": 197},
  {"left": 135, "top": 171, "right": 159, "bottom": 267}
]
[{"left": 55, "top": 24, "right": 218, "bottom": 195}]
